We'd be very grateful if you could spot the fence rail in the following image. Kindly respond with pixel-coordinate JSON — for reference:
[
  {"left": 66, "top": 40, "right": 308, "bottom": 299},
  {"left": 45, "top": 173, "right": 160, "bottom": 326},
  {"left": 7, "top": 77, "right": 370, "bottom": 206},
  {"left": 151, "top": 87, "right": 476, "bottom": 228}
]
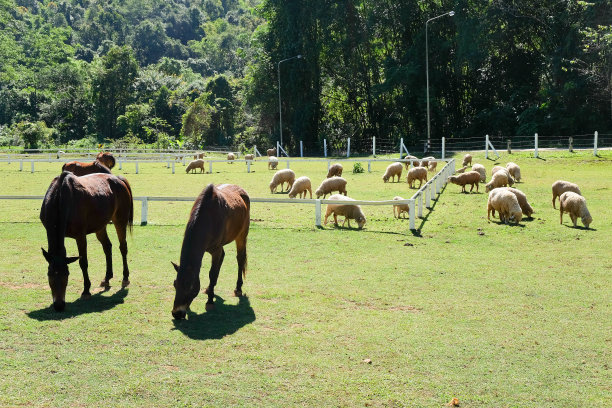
[{"left": 0, "top": 159, "right": 455, "bottom": 230}]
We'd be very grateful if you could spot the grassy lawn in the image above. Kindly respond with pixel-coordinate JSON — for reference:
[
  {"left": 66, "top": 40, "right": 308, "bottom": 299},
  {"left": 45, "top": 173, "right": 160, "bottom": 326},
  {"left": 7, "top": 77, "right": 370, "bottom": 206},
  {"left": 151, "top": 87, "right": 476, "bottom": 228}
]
[{"left": 0, "top": 150, "right": 610, "bottom": 407}]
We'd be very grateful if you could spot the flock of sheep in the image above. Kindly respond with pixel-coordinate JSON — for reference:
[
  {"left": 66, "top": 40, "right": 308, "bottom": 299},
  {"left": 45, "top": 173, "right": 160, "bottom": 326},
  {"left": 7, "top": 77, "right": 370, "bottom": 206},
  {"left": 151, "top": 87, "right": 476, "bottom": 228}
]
[
  {"left": 447, "top": 154, "right": 593, "bottom": 228},
  {"left": 183, "top": 149, "right": 593, "bottom": 230}
]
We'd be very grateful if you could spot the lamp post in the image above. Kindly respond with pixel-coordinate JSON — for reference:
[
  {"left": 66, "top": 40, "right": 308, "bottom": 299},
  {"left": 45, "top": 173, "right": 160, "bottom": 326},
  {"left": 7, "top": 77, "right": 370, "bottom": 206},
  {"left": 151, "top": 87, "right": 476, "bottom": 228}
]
[
  {"left": 278, "top": 54, "right": 302, "bottom": 150},
  {"left": 426, "top": 11, "right": 454, "bottom": 151}
]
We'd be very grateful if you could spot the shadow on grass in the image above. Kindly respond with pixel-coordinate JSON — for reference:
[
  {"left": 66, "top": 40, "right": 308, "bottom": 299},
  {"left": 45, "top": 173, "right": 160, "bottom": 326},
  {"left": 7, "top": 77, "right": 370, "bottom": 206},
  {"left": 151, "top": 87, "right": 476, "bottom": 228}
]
[
  {"left": 27, "top": 288, "right": 128, "bottom": 321},
  {"left": 172, "top": 295, "right": 255, "bottom": 340},
  {"left": 562, "top": 224, "right": 596, "bottom": 231},
  {"left": 413, "top": 183, "right": 448, "bottom": 232}
]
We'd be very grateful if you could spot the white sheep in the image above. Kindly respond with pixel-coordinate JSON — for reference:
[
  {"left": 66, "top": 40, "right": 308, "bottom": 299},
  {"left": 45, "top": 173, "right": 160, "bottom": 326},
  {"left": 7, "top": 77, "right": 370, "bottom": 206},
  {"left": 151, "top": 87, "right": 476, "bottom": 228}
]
[
  {"left": 326, "top": 163, "right": 343, "bottom": 178},
  {"left": 428, "top": 160, "right": 438, "bottom": 172},
  {"left": 559, "top": 191, "right": 592, "bottom": 228},
  {"left": 462, "top": 154, "right": 472, "bottom": 167},
  {"left": 506, "top": 162, "right": 521, "bottom": 182},
  {"left": 324, "top": 194, "right": 366, "bottom": 229},
  {"left": 315, "top": 176, "right": 347, "bottom": 198},
  {"left": 420, "top": 156, "right": 435, "bottom": 168},
  {"left": 268, "top": 156, "right": 279, "bottom": 170},
  {"left": 269, "top": 169, "right": 295, "bottom": 193},
  {"left": 403, "top": 155, "right": 419, "bottom": 170},
  {"left": 471, "top": 163, "right": 486, "bottom": 182},
  {"left": 185, "top": 159, "right": 205, "bottom": 173},
  {"left": 491, "top": 165, "right": 504, "bottom": 176},
  {"left": 382, "top": 162, "right": 403, "bottom": 183},
  {"left": 406, "top": 167, "right": 428, "bottom": 189},
  {"left": 393, "top": 196, "right": 409, "bottom": 219},
  {"left": 244, "top": 154, "right": 254, "bottom": 162},
  {"left": 551, "top": 180, "right": 581, "bottom": 209},
  {"left": 227, "top": 152, "right": 236, "bottom": 162},
  {"left": 194, "top": 152, "right": 205, "bottom": 159},
  {"left": 454, "top": 166, "right": 468, "bottom": 174},
  {"left": 485, "top": 169, "right": 510, "bottom": 193},
  {"left": 288, "top": 176, "right": 312, "bottom": 199},
  {"left": 487, "top": 189, "right": 522, "bottom": 224}
]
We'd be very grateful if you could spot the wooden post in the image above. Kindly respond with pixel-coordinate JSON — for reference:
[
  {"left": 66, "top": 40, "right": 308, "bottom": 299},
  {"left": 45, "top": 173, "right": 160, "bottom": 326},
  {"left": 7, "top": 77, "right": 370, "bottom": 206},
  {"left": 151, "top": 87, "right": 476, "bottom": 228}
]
[
  {"left": 485, "top": 134, "right": 489, "bottom": 159},
  {"left": 19, "top": 161, "right": 23, "bottom": 171},
  {"left": 324, "top": 139, "right": 327, "bottom": 158},
  {"left": 172, "top": 162, "right": 175, "bottom": 174},
  {"left": 300, "top": 140, "right": 303, "bottom": 158},
  {"left": 441, "top": 137, "right": 445, "bottom": 160},
  {"left": 315, "top": 200, "right": 322, "bottom": 226},
  {"left": 569, "top": 137, "right": 573, "bottom": 152},
  {"left": 418, "top": 194, "right": 423, "bottom": 218},
  {"left": 373, "top": 136, "right": 376, "bottom": 157},
  {"left": 209, "top": 161, "right": 213, "bottom": 173},
  {"left": 135, "top": 162, "right": 139, "bottom": 174},
  {"left": 409, "top": 200, "right": 416, "bottom": 230},
  {"left": 346, "top": 138, "right": 351, "bottom": 158},
  {"left": 31, "top": 161, "right": 34, "bottom": 173},
  {"left": 247, "top": 161, "right": 251, "bottom": 173},
  {"left": 140, "top": 197, "right": 148, "bottom": 226},
  {"left": 507, "top": 140, "right": 512, "bottom": 154},
  {"left": 367, "top": 160, "right": 371, "bottom": 173},
  {"left": 534, "top": 133, "right": 539, "bottom": 158},
  {"left": 594, "top": 131, "right": 598, "bottom": 156}
]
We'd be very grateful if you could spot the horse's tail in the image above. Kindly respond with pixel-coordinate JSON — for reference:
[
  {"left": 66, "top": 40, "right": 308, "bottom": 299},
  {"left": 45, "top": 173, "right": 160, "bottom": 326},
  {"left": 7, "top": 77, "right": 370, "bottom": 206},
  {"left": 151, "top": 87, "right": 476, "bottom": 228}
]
[{"left": 117, "top": 175, "right": 134, "bottom": 234}]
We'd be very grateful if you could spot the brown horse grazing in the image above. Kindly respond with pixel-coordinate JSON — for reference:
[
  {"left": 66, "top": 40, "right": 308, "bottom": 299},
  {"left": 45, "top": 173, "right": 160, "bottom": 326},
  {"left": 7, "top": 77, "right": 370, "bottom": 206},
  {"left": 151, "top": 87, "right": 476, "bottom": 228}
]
[
  {"left": 171, "top": 184, "right": 250, "bottom": 320},
  {"left": 40, "top": 171, "right": 133, "bottom": 311},
  {"left": 62, "top": 152, "right": 116, "bottom": 176}
]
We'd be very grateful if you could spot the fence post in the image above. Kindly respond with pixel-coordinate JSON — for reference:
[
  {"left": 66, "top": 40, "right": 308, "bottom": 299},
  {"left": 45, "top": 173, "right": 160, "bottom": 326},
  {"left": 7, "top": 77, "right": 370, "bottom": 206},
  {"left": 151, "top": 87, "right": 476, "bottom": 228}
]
[
  {"left": 569, "top": 137, "right": 573, "bottom": 152},
  {"left": 247, "top": 161, "right": 251, "bottom": 173},
  {"left": 315, "top": 200, "right": 322, "bottom": 226},
  {"left": 31, "top": 161, "right": 34, "bottom": 173},
  {"left": 594, "top": 131, "right": 598, "bottom": 156},
  {"left": 140, "top": 197, "right": 148, "bottom": 226},
  {"left": 135, "top": 162, "right": 139, "bottom": 174},
  {"left": 507, "top": 140, "right": 512, "bottom": 154},
  {"left": 373, "top": 136, "right": 376, "bottom": 157},
  {"left": 182, "top": 157, "right": 186, "bottom": 166},
  {"left": 367, "top": 160, "right": 371, "bottom": 173},
  {"left": 534, "top": 133, "right": 538, "bottom": 158},
  {"left": 209, "top": 161, "right": 213, "bottom": 173},
  {"left": 409, "top": 200, "right": 416, "bottom": 230},
  {"left": 441, "top": 137, "right": 445, "bottom": 160},
  {"left": 327, "top": 160, "right": 330, "bottom": 170},
  {"left": 426, "top": 183, "right": 431, "bottom": 208},
  {"left": 418, "top": 194, "right": 423, "bottom": 218},
  {"left": 485, "top": 134, "right": 489, "bottom": 159},
  {"left": 286, "top": 160, "right": 290, "bottom": 169},
  {"left": 324, "top": 139, "right": 327, "bottom": 158},
  {"left": 347, "top": 138, "right": 351, "bottom": 158},
  {"left": 300, "top": 141, "right": 303, "bottom": 158},
  {"left": 119, "top": 158, "right": 123, "bottom": 170},
  {"left": 172, "top": 162, "right": 175, "bottom": 174},
  {"left": 399, "top": 138, "right": 404, "bottom": 158},
  {"left": 19, "top": 161, "right": 23, "bottom": 171},
  {"left": 166, "top": 161, "right": 170, "bottom": 169}
]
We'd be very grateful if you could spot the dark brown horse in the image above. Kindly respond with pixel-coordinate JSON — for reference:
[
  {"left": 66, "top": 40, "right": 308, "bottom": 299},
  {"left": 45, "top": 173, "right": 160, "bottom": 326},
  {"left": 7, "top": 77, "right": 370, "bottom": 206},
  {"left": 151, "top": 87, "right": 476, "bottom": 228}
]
[
  {"left": 171, "top": 184, "right": 250, "bottom": 319},
  {"left": 40, "top": 171, "right": 133, "bottom": 311},
  {"left": 62, "top": 152, "right": 116, "bottom": 176}
]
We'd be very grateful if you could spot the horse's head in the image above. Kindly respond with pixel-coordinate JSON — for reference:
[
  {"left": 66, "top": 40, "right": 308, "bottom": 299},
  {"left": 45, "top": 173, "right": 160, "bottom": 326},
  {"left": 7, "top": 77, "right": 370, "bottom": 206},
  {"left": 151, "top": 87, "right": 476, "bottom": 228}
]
[
  {"left": 42, "top": 248, "right": 79, "bottom": 311},
  {"left": 171, "top": 262, "right": 200, "bottom": 320}
]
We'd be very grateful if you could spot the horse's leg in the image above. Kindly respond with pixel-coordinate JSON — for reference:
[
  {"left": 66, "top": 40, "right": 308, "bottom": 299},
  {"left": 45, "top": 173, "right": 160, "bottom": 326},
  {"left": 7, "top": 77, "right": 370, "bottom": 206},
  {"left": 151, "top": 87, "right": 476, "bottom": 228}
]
[
  {"left": 75, "top": 236, "right": 91, "bottom": 299},
  {"left": 234, "top": 236, "right": 247, "bottom": 297},
  {"left": 205, "top": 248, "right": 225, "bottom": 310},
  {"left": 113, "top": 222, "right": 130, "bottom": 288},
  {"left": 96, "top": 229, "right": 113, "bottom": 289}
]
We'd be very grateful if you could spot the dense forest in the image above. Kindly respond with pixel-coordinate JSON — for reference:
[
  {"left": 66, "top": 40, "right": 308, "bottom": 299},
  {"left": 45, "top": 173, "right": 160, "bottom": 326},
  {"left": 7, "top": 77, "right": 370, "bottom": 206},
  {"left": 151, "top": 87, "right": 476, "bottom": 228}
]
[{"left": 0, "top": 0, "right": 611, "bottom": 153}]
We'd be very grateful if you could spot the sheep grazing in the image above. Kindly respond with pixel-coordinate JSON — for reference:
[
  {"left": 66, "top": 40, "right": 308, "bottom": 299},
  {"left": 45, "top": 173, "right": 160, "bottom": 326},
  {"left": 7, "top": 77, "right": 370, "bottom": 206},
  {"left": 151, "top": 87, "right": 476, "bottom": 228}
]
[
  {"left": 485, "top": 171, "right": 511, "bottom": 192},
  {"left": 267, "top": 147, "right": 276, "bottom": 157},
  {"left": 491, "top": 165, "right": 504, "bottom": 176},
  {"left": 268, "top": 156, "right": 279, "bottom": 170},
  {"left": 454, "top": 166, "right": 468, "bottom": 174},
  {"left": 227, "top": 152, "right": 236, "bottom": 162},
  {"left": 406, "top": 167, "right": 428, "bottom": 189},
  {"left": 506, "top": 162, "right": 521, "bottom": 182},
  {"left": 324, "top": 194, "right": 366, "bottom": 229},
  {"left": 194, "top": 152, "right": 205, "bottom": 159},
  {"left": 551, "top": 180, "right": 581, "bottom": 209},
  {"left": 186, "top": 159, "right": 205, "bottom": 174},
  {"left": 487, "top": 189, "right": 523, "bottom": 225},
  {"left": 288, "top": 176, "right": 312, "bottom": 199},
  {"left": 269, "top": 169, "right": 296, "bottom": 193},
  {"left": 462, "top": 154, "right": 472, "bottom": 167},
  {"left": 471, "top": 163, "right": 486, "bottom": 182},
  {"left": 420, "top": 156, "right": 435, "bottom": 168},
  {"left": 315, "top": 176, "right": 347, "bottom": 198},
  {"left": 382, "top": 162, "right": 403, "bottom": 183},
  {"left": 244, "top": 154, "right": 254, "bottom": 161},
  {"left": 428, "top": 160, "right": 438, "bottom": 172},
  {"left": 327, "top": 163, "right": 343, "bottom": 178},
  {"left": 559, "top": 191, "right": 592, "bottom": 228},
  {"left": 504, "top": 187, "right": 534, "bottom": 218},
  {"left": 447, "top": 171, "right": 481, "bottom": 193},
  {"left": 403, "top": 155, "right": 419, "bottom": 170},
  {"left": 392, "top": 196, "right": 409, "bottom": 219}
]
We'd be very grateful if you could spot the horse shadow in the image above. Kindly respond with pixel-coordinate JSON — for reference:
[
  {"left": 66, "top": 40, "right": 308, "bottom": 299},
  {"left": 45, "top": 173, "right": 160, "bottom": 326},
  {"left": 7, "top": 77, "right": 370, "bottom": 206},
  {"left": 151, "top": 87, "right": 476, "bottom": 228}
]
[
  {"left": 172, "top": 295, "right": 255, "bottom": 341},
  {"left": 27, "top": 288, "right": 129, "bottom": 321}
]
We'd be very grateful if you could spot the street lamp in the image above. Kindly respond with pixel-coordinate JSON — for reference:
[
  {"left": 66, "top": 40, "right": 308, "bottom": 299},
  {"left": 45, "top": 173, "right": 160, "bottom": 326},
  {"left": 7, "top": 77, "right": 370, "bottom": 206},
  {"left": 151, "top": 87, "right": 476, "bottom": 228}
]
[
  {"left": 278, "top": 54, "right": 302, "bottom": 151},
  {"left": 426, "top": 11, "right": 454, "bottom": 151}
]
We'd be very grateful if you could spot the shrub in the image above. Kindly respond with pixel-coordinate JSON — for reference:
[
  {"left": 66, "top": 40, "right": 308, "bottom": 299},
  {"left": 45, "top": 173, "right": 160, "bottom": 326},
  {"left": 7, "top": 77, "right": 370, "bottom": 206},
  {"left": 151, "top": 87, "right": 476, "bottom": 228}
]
[{"left": 353, "top": 162, "right": 365, "bottom": 173}]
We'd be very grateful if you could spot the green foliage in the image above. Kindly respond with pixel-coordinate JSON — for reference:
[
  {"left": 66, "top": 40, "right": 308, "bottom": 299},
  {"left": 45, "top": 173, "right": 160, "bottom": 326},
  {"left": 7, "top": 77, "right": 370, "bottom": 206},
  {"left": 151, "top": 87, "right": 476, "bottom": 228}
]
[{"left": 352, "top": 162, "right": 364, "bottom": 174}]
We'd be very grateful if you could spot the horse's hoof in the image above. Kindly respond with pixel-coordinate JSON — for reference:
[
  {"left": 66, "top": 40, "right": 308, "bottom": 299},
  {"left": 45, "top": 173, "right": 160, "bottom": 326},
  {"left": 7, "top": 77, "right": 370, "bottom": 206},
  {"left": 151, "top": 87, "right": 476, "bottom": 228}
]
[
  {"left": 81, "top": 292, "right": 91, "bottom": 300},
  {"left": 234, "top": 289, "right": 243, "bottom": 297},
  {"left": 121, "top": 279, "right": 130, "bottom": 288},
  {"left": 205, "top": 302, "right": 214, "bottom": 311},
  {"left": 100, "top": 280, "right": 110, "bottom": 289}
]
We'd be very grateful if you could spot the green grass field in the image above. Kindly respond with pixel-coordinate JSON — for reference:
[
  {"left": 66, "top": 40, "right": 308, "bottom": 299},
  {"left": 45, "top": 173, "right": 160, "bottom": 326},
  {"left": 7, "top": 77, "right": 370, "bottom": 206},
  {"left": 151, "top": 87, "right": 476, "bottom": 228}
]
[{"left": 0, "top": 151, "right": 610, "bottom": 407}]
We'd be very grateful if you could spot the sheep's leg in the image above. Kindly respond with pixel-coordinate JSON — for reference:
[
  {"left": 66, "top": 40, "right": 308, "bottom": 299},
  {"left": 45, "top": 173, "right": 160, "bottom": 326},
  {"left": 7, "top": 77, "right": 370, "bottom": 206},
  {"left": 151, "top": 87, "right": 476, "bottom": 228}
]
[
  {"left": 570, "top": 214, "right": 577, "bottom": 227},
  {"left": 552, "top": 194, "right": 557, "bottom": 209},
  {"left": 205, "top": 248, "right": 225, "bottom": 311},
  {"left": 333, "top": 213, "right": 339, "bottom": 226}
]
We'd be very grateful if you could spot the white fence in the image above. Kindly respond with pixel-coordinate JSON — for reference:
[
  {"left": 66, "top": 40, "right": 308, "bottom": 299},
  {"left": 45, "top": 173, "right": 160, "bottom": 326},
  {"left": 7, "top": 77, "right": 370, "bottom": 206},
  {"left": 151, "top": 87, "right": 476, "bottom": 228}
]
[{"left": 0, "top": 160, "right": 455, "bottom": 231}]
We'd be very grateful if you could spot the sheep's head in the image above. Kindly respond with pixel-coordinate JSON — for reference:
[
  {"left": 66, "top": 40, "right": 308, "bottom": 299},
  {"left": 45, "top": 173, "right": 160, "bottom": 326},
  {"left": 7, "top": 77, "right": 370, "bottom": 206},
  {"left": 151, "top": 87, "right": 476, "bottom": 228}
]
[
  {"left": 582, "top": 213, "right": 592, "bottom": 229},
  {"left": 512, "top": 211, "right": 523, "bottom": 224},
  {"left": 382, "top": 175, "right": 389, "bottom": 183},
  {"left": 356, "top": 215, "right": 366, "bottom": 229},
  {"left": 269, "top": 182, "right": 275, "bottom": 193},
  {"left": 485, "top": 183, "right": 493, "bottom": 193}
]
